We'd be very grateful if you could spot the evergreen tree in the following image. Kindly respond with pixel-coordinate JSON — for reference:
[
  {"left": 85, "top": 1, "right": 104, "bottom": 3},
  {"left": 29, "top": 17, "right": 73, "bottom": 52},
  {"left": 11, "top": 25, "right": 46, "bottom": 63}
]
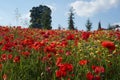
[
  {"left": 98, "top": 21, "right": 102, "bottom": 30},
  {"left": 68, "top": 7, "right": 75, "bottom": 30},
  {"left": 29, "top": 5, "right": 52, "bottom": 29},
  {"left": 86, "top": 19, "right": 92, "bottom": 31}
]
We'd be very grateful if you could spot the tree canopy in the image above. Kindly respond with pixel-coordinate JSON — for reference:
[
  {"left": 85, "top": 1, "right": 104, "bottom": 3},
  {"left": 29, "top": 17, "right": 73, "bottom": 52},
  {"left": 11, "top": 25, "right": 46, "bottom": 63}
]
[{"left": 29, "top": 5, "right": 52, "bottom": 29}]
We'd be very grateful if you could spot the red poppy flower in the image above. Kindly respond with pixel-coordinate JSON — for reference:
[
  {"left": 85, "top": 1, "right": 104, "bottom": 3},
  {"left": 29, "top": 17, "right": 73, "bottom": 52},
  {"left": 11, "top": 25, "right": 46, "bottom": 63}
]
[
  {"left": 44, "top": 46, "right": 56, "bottom": 53},
  {"left": 22, "top": 39, "right": 34, "bottom": 46},
  {"left": 22, "top": 51, "right": 30, "bottom": 57},
  {"left": 115, "top": 31, "right": 120, "bottom": 40},
  {"left": 8, "top": 54, "right": 13, "bottom": 60},
  {"left": 101, "top": 41, "right": 115, "bottom": 51},
  {"left": 61, "top": 40, "right": 68, "bottom": 47},
  {"left": 56, "top": 70, "right": 66, "bottom": 78},
  {"left": 95, "top": 66, "right": 105, "bottom": 74},
  {"left": 92, "top": 65, "right": 105, "bottom": 74},
  {"left": 47, "top": 53, "right": 52, "bottom": 58},
  {"left": 66, "top": 51, "right": 71, "bottom": 56},
  {"left": 56, "top": 57, "right": 62, "bottom": 66},
  {"left": 59, "top": 63, "right": 73, "bottom": 72},
  {"left": 81, "top": 32, "right": 90, "bottom": 41},
  {"left": 1, "top": 54, "right": 7, "bottom": 61},
  {"left": 13, "top": 56, "right": 20, "bottom": 63},
  {"left": 67, "top": 34, "right": 75, "bottom": 40},
  {"left": 79, "top": 60, "right": 88, "bottom": 66},
  {"left": 94, "top": 76, "right": 101, "bottom": 80},
  {"left": 1, "top": 42, "right": 13, "bottom": 52},
  {"left": 86, "top": 72, "right": 94, "bottom": 80},
  {"left": 32, "top": 41, "right": 45, "bottom": 50}
]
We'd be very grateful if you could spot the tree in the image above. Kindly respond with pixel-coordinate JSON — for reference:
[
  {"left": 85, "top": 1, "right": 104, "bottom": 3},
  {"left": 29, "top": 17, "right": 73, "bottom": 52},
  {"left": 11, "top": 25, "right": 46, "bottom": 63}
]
[
  {"left": 98, "top": 21, "right": 102, "bottom": 30},
  {"left": 107, "top": 24, "right": 120, "bottom": 30},
  {"left": 86, "top": 19, "right": 92, "bottom": 31},
  {"left": 29, "top": 5, "right": 52, "bottom": 29},
  {"left": 68, "top": 7, "right": 75, "bottom": 30}
]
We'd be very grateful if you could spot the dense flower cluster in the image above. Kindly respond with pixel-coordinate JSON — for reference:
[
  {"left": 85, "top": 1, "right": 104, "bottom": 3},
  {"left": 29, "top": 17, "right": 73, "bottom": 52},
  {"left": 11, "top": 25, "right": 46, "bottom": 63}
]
[
  {"left": 86, "top": 65, "right": 105, "bottom": 80},
  {"left": 0, "top": 26, "right": 120, "bottom": 80}
]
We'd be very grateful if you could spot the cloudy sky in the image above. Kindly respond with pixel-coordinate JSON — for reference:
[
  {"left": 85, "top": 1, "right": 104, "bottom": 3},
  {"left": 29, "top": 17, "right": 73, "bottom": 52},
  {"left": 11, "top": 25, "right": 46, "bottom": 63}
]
[{"left": 0, "top": 0, "right": 120, "bottom": 30}]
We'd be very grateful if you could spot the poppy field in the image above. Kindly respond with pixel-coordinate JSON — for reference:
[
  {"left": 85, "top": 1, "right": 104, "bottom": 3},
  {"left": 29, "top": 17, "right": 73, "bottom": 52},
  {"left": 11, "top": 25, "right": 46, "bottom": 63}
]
[{"left": 0, "top": 26, "right": 120, "bottom": 80}]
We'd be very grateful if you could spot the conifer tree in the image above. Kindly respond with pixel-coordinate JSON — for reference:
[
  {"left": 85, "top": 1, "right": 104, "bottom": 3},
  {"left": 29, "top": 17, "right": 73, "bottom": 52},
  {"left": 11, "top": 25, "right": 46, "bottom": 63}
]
[
  {"left": 68, "top": 7, "right": 75, "bottom": 30},
  {"left": 98, "top": 21, "right": 102, "bottom": 30}
]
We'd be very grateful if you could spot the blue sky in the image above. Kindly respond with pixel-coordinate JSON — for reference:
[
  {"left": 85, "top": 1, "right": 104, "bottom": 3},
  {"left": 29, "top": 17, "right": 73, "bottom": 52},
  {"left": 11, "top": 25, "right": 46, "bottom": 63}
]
[{"left": 0, "top": 0, "right": 120, "bottom": 30}]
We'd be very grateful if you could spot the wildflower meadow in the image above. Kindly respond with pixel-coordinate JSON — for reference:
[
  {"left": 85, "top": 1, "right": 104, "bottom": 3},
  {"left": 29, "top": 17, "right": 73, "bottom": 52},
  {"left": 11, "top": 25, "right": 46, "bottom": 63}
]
[{"left": 0, "top": 26, "right": 120, "bottom": 80}]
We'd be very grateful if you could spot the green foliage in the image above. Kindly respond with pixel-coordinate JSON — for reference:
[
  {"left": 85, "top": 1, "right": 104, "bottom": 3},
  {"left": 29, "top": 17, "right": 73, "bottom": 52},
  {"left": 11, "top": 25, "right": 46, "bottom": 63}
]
[
  {"left": 68, "top": 7, "right": 75, "bottom": 30},
  {"left": 107, "top": 24, "right": 120, "bottom": 30},
  {"left": 0, "top": 27, "right": 120, "bottom": 80},
  {"left": 85, "top": 19, "right": 92, "bottom": 31},
  {"left": 29, "top": 5, "right": 52, "bottom": 29}
]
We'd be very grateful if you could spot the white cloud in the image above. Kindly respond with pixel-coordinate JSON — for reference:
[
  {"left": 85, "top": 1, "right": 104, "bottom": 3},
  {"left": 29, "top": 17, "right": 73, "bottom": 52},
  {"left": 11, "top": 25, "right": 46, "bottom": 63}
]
[{"left": 70, "top": 0, "right": 120, "bottom": 17}]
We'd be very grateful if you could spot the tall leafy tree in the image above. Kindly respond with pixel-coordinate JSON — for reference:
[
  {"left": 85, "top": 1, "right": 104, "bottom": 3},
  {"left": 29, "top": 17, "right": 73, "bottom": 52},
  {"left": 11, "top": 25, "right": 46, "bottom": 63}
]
[
  {"left": 68, "top": 7, "right": 75, "bottom": 30},
  {"left": 98, "top": 21, "right": 102, "bottom": 30},
  {"left": 86, "top": 19, "right": 92, "bottom": 31},
  {"left": 29, "top": 5, "right": 52, "bottom": 29}
]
